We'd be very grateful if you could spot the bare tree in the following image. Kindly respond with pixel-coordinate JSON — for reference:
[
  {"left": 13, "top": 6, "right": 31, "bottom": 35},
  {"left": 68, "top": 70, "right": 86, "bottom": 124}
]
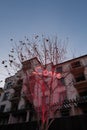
[
  {"left": 7, "top": 35, "right": 67, "bottom": 69},
  {"left": 2, "top": 35, "right": 68, "bottom": 130}
]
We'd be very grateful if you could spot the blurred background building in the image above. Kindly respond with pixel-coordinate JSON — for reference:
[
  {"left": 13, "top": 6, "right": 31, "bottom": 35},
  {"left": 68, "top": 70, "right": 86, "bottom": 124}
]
[{"left": 0, "top": 54, "right": 87, "bottom": 128}]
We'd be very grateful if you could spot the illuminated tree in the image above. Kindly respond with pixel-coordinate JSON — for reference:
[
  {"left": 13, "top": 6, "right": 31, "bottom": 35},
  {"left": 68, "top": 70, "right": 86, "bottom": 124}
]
[{"left": 2, "top": 35, "right": 68, "bottom": 130}]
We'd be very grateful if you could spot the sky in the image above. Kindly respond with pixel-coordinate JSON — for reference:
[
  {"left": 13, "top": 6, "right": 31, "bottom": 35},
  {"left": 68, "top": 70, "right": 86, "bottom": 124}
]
[{"left": 0, "top": 0, "right": 87, "bottom": 88}]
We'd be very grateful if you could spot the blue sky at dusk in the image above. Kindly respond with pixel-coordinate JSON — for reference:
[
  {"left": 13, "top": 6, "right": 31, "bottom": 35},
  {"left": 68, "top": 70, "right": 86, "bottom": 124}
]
[{"left": 0, "top": 0, "right": 87, "bottom": 87}]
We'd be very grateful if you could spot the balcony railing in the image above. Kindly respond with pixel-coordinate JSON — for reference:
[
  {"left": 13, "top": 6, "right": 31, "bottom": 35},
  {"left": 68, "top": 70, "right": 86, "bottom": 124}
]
[
  {"left": 74, "top": 80, "right": 87, "bottom": 93},
  {"left": 70, "top": 65, "right": 84, "bottom": 75},
  {"left": 0, "top": 96, "right": 87, "bottom": 125}
]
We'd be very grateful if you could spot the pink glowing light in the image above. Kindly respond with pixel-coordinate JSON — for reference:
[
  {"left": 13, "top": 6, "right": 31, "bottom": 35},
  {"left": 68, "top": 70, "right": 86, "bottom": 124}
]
[
  {"left": 23, "top": 65, "right": 66, "bottom": 124},
  {"left": 32, "top": 66, "right": 62, "bottom": 79}
]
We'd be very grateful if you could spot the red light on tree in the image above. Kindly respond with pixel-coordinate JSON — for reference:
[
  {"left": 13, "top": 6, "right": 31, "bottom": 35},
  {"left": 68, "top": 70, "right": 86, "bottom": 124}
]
[
  {"left": 22, "top": 66, "right": 66, "bottom": 126},
  {"left": 56, "top": 73, "right": 62, "bottom": 79}
]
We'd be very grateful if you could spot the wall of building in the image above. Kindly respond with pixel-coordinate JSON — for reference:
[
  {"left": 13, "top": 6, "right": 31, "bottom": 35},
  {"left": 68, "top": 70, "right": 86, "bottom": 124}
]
[{"left": 0, "top": 55, "right": 87, "bottom": 125}]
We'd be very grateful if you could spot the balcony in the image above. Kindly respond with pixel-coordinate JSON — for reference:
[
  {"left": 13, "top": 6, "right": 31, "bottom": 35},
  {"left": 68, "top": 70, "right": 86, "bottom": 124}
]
[
  {"left": 9, "top": 93, "right": 20, "bottom": 102},
  {"left": 70, "top": 61, "right": 85, "bottom": 75},
  {"left": 74, "top": 80, "right": 87, "bottom": 93},
  {"left": 10, "top": 96, "right": 19, "bottom": 102},
  {"left": 70, "top": 66, "right": 84, "bottom": 75}
]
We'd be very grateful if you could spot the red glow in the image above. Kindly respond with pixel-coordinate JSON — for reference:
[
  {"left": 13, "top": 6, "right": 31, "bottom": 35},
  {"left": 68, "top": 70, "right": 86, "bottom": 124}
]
[
  {"left": 32, "top": 66, "right": 62, "bottom": 79},
  {"left": 23, "top": 66, "right": 66, "bottom": 124}
]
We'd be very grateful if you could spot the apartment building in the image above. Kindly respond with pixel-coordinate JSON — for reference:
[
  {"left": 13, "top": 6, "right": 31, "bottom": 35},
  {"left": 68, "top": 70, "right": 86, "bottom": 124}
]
[{"left": 0, "top": 55, "right": 87, "bottom": 125}]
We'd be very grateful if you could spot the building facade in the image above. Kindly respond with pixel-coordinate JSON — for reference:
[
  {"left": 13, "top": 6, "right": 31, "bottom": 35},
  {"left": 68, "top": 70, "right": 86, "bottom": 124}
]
[{"left": 0, "top": 55, "right": 87, "bottom": 124}]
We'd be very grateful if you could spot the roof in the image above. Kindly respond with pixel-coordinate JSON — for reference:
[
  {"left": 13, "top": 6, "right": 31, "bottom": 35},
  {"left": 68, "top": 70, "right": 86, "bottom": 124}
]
[
  {"left": 22, "top": 57, "right": 41, "bottom": 65},
  {"left": 55, "top": 54, "right": 87, "bottom": 66}
]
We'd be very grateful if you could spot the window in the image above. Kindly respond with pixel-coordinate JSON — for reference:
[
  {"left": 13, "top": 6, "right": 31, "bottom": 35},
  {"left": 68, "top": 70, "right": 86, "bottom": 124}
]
[
  {"left": 60, "top": 108, "right": 70, "bottom": 117},
  {"left": 11, "top": 102, "right": 18, "bottom": 111},
  {"left": 56, "top": 66, "right": 65, "bottom": 85},
  {"left": 71, "top": 61, "right": 81, "bottom": 68},
  {"left": 0, "top": 105, "right": 5, "bottom": 112},
  {"left": 23, "top": 61, "right": 31, "bottom": 70},
  {"left": 75, "top": 73, "right": 85, "bottom": 82},
  {"left": 3, "top": 92, "right": 9, "bottom": 101},
  {"left": 56, "top": 66, "right": 62, "bottom": 73},
  {"left": 4, "top": 81, "right": 13, "bottom": 89},
  {"left": 17, "top": 79, "right": 23, "bottom": 87},
  {"left": 79, "top": 91, "right": 87, "bottom": 97},
  {"left": 60, "top": 77, "right": 65, "bottom": 85}
]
